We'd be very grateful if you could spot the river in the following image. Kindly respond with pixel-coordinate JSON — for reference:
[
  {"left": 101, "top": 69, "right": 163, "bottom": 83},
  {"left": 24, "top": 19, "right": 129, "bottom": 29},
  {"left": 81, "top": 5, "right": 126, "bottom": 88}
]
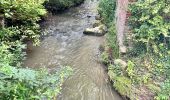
[{"left": 24, "top": 0, "right": 122, "bottom": 100}]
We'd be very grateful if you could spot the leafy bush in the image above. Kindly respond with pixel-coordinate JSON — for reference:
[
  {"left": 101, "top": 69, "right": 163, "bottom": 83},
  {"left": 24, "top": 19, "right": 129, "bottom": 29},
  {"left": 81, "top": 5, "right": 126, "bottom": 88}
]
[
  {"left": 114, "top": 76, "right": 132, "bottom": 97},
  {"left": 0, "top": 0, "right": 46, "bottom": 22},
  {"left": 100, "top": 0, "right": 170, "bottom": 99},
  {"left": 98, "top": 0, "right": 118, "bottom": 59},
  {"left": 0, "top": 41, "right": 26, "bottom": 67},
  {"left": 98, "top": 0, "right": 116, "bottom": 27},
  {"left": 0, "top": 66, "right": 72, "bottom": 99},
  {"left": 0, "top": 42, "right": 73, "bottom": 99},
  {"left": 129, "top": 0, "right": 170, "bottom": 54},
  {"left": 0, "top": 0, "right": 47, "bottom": 45},
  {"left": 0, "top": 0, "right": 73, "bottom": 99},
  {"left": 45, "top": 0, "right": 84, "bottom": 12}
]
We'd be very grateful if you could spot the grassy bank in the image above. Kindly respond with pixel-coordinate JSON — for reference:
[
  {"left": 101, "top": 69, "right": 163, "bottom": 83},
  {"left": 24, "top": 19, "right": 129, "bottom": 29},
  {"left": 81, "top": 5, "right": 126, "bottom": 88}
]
[
  {"left": 99, "top": 0, "right": 170, "bottom": 99},
  {"left": 0, "top": 0, "right": 73, "bottom": 99}
]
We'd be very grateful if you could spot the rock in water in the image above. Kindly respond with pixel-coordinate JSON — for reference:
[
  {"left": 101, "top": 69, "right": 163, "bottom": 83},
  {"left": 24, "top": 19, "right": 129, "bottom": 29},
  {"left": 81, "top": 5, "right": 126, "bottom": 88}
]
[
  {"left": 83, "top": 25, "right": 107, "bottom": 36},
  {"left": 95, "top": 14, "right": 101, "bottom": 20},
  {"left": 83, "top": 28, "right": 103, "bottom": 36},
  {"left": 93, "top": 20, "right": 102, "bottom": 28},
  {"left": 99, "top": 24, "right": 108, "bottom": 32}
]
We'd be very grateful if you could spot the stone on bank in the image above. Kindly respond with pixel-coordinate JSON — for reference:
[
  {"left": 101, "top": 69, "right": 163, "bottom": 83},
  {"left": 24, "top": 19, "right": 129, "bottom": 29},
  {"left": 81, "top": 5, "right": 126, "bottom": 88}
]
[{"left": 83, "top": 25, "right": 107, "bottom": 36}]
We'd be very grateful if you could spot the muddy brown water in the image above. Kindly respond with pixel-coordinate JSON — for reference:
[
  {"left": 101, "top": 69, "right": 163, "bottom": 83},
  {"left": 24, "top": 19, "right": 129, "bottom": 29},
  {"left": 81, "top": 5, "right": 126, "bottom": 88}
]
[{"left": 24, "top": 0, "right": 122, "bottom": 100}]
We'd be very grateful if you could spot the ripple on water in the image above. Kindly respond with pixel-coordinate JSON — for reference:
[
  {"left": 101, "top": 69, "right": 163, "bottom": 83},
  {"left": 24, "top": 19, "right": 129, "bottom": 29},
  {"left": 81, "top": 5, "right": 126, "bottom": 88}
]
[{"left": 24, "top": 0, "right": 122, "bottom": 100}]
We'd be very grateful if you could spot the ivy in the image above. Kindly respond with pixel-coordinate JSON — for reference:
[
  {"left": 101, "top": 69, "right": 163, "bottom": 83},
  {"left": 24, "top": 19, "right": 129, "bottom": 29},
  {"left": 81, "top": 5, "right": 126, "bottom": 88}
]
[
  {"left": 129, "top": 0, "right": 170, "bottom": 54},
  {"left": 98, "top": 0, "right": 116, "bottom": 27}
]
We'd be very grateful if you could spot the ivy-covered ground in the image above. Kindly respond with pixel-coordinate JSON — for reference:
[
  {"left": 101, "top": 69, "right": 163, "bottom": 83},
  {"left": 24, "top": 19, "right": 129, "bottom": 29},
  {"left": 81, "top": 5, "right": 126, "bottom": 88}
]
[{"left": 99, "top": 0, "right": 170, "bottom": 100}]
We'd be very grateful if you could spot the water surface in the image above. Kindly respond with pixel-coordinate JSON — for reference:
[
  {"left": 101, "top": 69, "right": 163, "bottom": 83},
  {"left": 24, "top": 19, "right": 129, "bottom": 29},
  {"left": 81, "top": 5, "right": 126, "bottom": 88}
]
[{"left": 24, "top": 0, "right": 122, "bottom": 100}]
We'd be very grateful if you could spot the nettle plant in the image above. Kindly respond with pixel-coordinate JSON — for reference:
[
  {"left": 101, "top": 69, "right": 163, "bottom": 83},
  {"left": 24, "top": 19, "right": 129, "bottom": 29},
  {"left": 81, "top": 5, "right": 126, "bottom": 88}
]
[{"left": 129, "top": 0, "right": 170, "bottom": 55}]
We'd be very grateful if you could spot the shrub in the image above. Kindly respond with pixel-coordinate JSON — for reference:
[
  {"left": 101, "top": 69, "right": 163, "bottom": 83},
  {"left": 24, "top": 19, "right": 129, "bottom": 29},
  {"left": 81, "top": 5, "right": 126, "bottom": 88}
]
[
  {"left": 0, "top": 42, "right": 73, "bottom": 99},
  {"left": 129, "top": 0, "right": 170, "bottom": 54},
  {"left": 45, "top": 0, "right": 84, "bottom": 12},
  {"left": 113, "top": 76, "right": 132, "bottom": 97},
  {"left": 101, "top": 0, "right": 170, "bottom": 99},
  {"left": 0, "top": 0, "right": 73, "bottom": 99},
  {"left": 98, "top": 0, "right": 116, "bottom": 27},
  {"left": 0, "top": 0, "right": 47, "bottom": 22},
  {"left": 0, "top": 0, "right": 47, "bottom": 45},
  {"left": 0, "top": 66, "right": 72, "bottom": 99}
]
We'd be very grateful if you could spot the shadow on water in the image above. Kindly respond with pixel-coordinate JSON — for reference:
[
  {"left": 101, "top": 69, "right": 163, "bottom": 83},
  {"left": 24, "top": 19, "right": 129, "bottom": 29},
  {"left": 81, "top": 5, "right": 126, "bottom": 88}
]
[{"left": 24, "top": 0, "right": 123, "bottom": 100}]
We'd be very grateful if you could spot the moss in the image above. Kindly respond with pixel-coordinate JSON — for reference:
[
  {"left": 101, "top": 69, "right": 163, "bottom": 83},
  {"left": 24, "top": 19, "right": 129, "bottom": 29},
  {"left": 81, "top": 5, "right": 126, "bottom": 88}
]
[{"left": 114, "top": 76, "right": 132, "bottom": 97}]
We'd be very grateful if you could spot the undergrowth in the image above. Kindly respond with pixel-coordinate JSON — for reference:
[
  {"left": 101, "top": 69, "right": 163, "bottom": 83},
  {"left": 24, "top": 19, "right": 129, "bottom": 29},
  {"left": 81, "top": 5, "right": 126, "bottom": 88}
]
[
  {"left": 100, "top": 0, "right": 170, "bottom": 99},
  {"left": 0, "top": 0, "right": 73, "bottom": 99},
  {"left": 98, "top": 0, "right": 116, "bottom": 27},
  {"left": 99, "top": 0, "right": 119, "bottom": 61}
]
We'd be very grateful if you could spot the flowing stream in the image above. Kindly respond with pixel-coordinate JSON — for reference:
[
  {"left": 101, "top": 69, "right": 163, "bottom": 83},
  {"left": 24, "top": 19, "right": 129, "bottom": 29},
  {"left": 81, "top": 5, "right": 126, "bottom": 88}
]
[{"left": 24, "top": 0, "right": 122, "bottom": 100}]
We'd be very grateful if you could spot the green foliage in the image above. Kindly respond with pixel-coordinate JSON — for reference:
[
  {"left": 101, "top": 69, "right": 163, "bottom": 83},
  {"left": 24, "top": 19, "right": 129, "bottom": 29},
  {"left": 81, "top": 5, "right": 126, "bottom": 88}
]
[
  {"left": 106, "top": 25, "right": 119, "bottom": 59},
  {"left": 98, "top": 0, "right": 119, "bottom": 59},
  {"left": 0, "top": 41, "right": 26, "bottom": 67},
  {"left": 0, "top": 66, "right": 72, "bottom": 100},
  {"left": 128, "top": 1, "right": 170, "bottom": 99},
  {"left": 113, "top": 76, "right": 132, "bottom": 97},
  {"left": 0, "top": 25, "right": 41, "bottom": 45},
  {"left": 103, "top": 0, "right": 170, "bottom": 99},
  {"left": 126, "top": 61, "right": 135, "bottom": 78},
  {"left": 101, "top": 51, "right": 109, "bottom": 64},
  {"left": 0, "top": 0, "right": 73, "bottom": 99},
  {"left": 0, "top": 0, "right": 46, "bottom": 22},
  {"left": 155, "top": 80, "right": 170, "bottom": 100},
  {"left": 0, "top": 42, "right": 73, "bottom": 99},
  {"left": 0, "top": 0, "right": 47, "bottom": 45},
  {"left": 98, "top": 0, "right": 116, "bottom": 27},
  {"left": 147, "top": 83, "right": 161, "bottom": 94},
  {"left": 45, "top": 0, "right": 84, "bottom": 12},
  {"left": 108, "top": 64, "right": 132, "bottom": 97},
  {"left": 108, "top": 64, "right": 122, "bottom": 76},
  {"left": 129, "top": 0, "right": 170, "bottom": 54},
  {"left": 127, "top": 42, "right": 147, "bottom": 57}
]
